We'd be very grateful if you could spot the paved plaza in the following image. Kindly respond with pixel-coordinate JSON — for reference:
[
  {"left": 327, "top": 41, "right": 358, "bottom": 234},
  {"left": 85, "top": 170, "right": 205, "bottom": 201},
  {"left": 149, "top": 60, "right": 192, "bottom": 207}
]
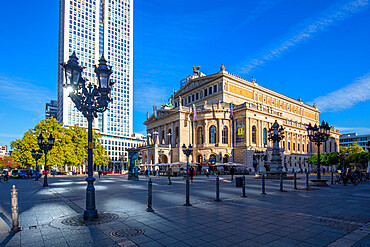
[{"left": 0, "top": 174, "right": 369, "bottom": 247}]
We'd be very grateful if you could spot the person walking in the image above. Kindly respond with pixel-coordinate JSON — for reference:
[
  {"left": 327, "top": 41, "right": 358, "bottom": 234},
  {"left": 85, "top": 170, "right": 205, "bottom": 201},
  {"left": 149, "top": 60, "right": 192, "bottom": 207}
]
[
  {"left": 156, "top": 169, "right": 160, "bottom": 178},
  {"left": 344, "top": 166, "right": 357, "bottom": 186},
  {"left": 206, "top": 168, "right": 210, "bottom": 178},
  {"left": 230, "top": 167, "right": 235, "bottom": 180},
  {"left": 168, "top": 167, "right": 172, "bottom": 185},
  {"left": 190, "top": 166, "right": 194, "bottom": 183},
  {"left": 98, "top": 170, "right": 102, "bottom": 179}
]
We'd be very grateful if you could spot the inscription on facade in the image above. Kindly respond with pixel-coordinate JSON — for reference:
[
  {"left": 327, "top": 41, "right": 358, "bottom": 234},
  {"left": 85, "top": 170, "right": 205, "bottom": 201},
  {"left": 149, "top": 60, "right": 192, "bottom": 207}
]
[{"left": 229, "top": 84, "right": 254, "bottom": 99}]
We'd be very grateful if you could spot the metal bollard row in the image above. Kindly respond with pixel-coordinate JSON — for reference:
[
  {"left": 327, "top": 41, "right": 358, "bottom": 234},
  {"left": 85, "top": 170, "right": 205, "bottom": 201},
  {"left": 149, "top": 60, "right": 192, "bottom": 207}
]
[
  {"left": 215, "top": 175, "right": 221, "bottom": 202},
  {"left": 279, "top": 173, "right": 284, "bottom": 192},
  {"left": 146, "top": 178, "right": 154, "bottom": 212},
  {"left": 241, "top": 175, "right": 247, "bottom": 198},
  {"left": 11, "top": 185, "right": 21, "bottom": 232},
  {"left": 261, "top": 173, "right": 266, "bottom": 194},
  {"left": 294, "top": 172, "right": 297, "bottom": 190},
  {"left": 306, "top": 172, "right": 310, "bottom": 189}
]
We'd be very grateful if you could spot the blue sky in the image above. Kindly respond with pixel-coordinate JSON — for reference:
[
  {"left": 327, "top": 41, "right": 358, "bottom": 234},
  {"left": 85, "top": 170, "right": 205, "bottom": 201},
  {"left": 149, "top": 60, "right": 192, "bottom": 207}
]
[{"left": 0, "top": 0, "right": 369, "bottom": 148}]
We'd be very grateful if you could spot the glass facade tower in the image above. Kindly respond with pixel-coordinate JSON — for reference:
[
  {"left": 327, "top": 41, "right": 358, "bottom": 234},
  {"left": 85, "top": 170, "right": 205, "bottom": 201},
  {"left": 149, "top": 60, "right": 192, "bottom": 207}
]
[
  {"left": 58, "top": 0, "right": 133, "bottom": 136},
  {"left": 58, "top": 0, "right": 136, "bottom": 165}
]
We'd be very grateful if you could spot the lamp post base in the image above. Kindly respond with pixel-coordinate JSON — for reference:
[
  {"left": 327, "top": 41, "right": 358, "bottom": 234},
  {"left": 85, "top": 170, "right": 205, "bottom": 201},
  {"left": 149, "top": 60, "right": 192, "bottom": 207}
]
[
  {"left": 83, "top": 209, "right": 98, "bottom": 221},
  {"left": 43, "top": 176, "right": 48, "bottom": 187}
]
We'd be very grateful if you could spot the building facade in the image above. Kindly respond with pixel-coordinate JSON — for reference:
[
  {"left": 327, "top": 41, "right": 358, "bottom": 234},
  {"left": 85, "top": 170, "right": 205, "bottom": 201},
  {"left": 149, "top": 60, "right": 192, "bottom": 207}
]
[
  {"left": 45, "top": 100, "right": 58, "bottom": 119},
  {"left": 0, "top": 145, "right": 8, "bottom": 157},
  {"left": 58, "top": 0, "right": 140, "bottom": 166},
  {"left": 142, "top": 66, "right": 340, "bottom": 172},
  {"left": 340, "top": 133, "right": 370, "bottom": 149}
]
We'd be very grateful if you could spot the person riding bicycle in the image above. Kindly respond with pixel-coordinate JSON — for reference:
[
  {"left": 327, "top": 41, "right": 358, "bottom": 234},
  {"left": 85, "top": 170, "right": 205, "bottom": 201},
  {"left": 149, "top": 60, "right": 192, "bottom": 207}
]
[
  {"left": 3, "top": 170, "right": 9, "bottom": 181},
  {"left": 344, "top": 166, "right": 357, "bottom": 186}
]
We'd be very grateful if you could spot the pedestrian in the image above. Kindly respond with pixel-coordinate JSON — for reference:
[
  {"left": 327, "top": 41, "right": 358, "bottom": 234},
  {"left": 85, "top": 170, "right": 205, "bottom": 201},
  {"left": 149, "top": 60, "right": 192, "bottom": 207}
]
[
  {"left": 190, "top": 167, "right": 194, "bottom": 183},
  {"left": 156, "top": 169, "right": 160, "bottom": 178},
  {"left": 3, "top": 170, "right": 9, "bottom": 182},
  {"left": 206, "top": 168, "right": 209, "bottom": 178},
  {"left": 230, "top": 167, "right": 235, "bottom": 180},
  {"left": 98, "top": 170, "right": 102, "bottom": 179},
  {"left": 344, "top": 166, "right": 357, "bottom": 186},
  {"left": 168, "top": 167, "right": 172, "bottom": 185}
]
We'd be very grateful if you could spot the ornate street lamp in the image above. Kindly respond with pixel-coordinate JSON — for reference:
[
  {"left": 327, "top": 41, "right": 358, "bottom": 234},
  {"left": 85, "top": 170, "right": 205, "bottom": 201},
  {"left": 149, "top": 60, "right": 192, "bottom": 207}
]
[
  {"left": 38, "top": 133, "right": 55, "bottom": 187},
  {"left": 306, "top": 121, "right": 331, "bottom": 180},
  {"left": 182, "top": 144, "right": 193, "bottom": 206},
  {"left": 61, "top": 52, "right": 113, "bottom": 221},
  {"left": 31, "top": 149, "right": 43, "bottom": 181},
  {"left": 267, "top": 121, "right": 285, "bottom": 173}
]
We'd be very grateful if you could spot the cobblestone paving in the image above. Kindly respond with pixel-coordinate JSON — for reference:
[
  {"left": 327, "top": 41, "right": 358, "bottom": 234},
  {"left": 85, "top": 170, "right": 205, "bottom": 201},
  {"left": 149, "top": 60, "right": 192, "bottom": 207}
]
[{"left": 0, "top": 174, "right": 369, "bottom": 246}]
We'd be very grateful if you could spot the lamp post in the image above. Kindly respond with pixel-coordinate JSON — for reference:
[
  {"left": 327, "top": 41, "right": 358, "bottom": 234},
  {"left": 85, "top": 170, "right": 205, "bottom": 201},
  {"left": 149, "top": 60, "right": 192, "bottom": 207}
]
[
  {"left": 37, "top": 133, "right": 55, "bottom": 187},
  {"left": 182, "top": 144, "right": 193, "bottom": 206},
  {"left": 267, "top": 121, "right": 285, "bottom": 173},
  {"left": 61, "top": 52, "right": 113, "bottom": 221},
  {"left": 31, "top": 149, "right": 43, "bottom": 181},
  {"left": 306, "top": 121, "right": 331, "bottom": 180}
]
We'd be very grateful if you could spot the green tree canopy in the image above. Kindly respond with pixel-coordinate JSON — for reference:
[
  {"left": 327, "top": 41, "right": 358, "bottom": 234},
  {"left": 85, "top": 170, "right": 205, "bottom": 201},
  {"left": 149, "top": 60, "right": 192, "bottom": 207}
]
[{"left": 10, "top": 118, "right": 108, "bottom": 169}]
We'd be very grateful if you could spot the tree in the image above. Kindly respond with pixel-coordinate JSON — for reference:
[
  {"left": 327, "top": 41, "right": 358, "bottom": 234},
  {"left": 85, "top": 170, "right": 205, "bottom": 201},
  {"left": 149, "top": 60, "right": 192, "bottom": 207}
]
[
  {"left": 0, "top": 156, "right": 17, "bottom": 169},
  {"left": 340, "top": 143, "right": 364, "bottom": 167},
  {"left": 10, "top": 118, "right": 108, "bottom": 171}
]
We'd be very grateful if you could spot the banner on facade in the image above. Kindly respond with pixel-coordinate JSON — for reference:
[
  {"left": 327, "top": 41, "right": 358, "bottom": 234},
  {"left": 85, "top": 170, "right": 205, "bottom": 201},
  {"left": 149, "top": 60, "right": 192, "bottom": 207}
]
[{"left": 236, "top": 121, "right": 246, "bottom": 142}]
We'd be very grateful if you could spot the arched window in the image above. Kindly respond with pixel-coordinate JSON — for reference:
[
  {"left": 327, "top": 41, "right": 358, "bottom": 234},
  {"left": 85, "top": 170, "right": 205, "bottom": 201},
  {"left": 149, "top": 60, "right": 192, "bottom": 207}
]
[
  {"left": 175, "top": 127, "right": 179, "bottom": 144},
  {"left": 222, "top": 126, "right": 228, "bottom": 144},
  {"left": 209, "top": 154, "right": 216, "bottom": 163},
  {"left": 209, "top": 126, "right": 217, "bottom": 144},
  {"left": 197, "top": 127, "right": 204, "bottom": 144},
  {"left": 161, "top": 130, "right": 165, "bottom": 143},
  {"left": 252, "top": 126, "right": 257, "bottom": 144},
  {"left": 263, "top": 128, "right": 267, "bottom": 146}
]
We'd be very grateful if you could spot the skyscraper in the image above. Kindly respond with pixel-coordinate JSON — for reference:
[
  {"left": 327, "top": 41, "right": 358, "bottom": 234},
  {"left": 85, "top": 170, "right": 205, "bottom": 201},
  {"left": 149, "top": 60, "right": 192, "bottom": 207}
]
[{"left": 58, "top": 0, "right": 142, "bottom": 168}]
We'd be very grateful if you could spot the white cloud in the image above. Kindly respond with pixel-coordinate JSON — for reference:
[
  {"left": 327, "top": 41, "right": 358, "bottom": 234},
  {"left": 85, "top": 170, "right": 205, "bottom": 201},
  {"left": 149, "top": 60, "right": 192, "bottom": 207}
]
[
  {"left": 336, "top": 126, "right": 370, "bottom": 134},
  {"left": 232, "top": 0, "right": 282, "bottom": 32},
  {"left": 311, "top": 73, "right": 370, "bottom": 112},
  {"left": 238, "top": 0, "right": 369, "bottom": 73},
  {"left": 134, "top": 79, "right": 172, "bottom": 113},
  {"left": 0, "top": 75, "right": 54, "bottom": 114}
]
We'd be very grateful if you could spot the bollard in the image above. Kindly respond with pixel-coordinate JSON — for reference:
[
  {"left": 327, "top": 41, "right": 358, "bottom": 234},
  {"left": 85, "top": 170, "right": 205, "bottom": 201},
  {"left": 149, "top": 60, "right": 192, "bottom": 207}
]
[
  {"left": 146, "top": 179, "right": 154, "bottom": 212},
  {"left": 261, "top": 173, "right": 266, "bottom": 194},
  {"left": 11, "top": 185, "right": 21, "bottom": 232},
  {"left": 241, "top": 175, "right": 247, "bottom": 198},
  {"left": 306, "top": 172, "right": 310, "bottom": 189},
  {"left": 331, "top": 171, "right": 334, "bottom": 185},
  {"left": 294, "top": 172, "right": 297, "bottom": 190},
  {"left": 215, "top": 175, "right": 221, "bottom": 202},
  {"left": 279, "top": 173, "right": 284, "bottom": 192}
]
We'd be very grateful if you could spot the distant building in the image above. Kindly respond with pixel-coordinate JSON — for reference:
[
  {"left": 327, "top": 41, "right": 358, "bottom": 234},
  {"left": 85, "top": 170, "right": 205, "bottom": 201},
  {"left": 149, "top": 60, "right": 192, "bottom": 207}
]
[
  {"left": 45, "top": 100, "right": 58, "bottom": 119},
  {"left": 339, "top": 133, "right": 370, "bottom": 149},
  {"left": 0, "top": 145, "right": 8, "bottom": 157}
]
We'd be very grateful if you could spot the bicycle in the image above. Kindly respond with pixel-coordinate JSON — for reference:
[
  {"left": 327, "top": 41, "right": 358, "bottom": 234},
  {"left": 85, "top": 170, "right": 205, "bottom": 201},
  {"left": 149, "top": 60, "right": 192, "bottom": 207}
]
[
  {"left": 0, "top": 175, "right": 9, "bottom": 183},
  {"left": 334, "top": 174, "right": 344, "bottom": 184}
]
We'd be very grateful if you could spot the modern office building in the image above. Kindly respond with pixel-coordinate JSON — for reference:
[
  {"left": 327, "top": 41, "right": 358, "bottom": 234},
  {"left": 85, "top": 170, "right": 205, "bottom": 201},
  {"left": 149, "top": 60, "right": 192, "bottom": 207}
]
[
  {"left": 142, "top": 66, "right": 341, "bottom": 172},
  {"left": 45, "top": 100, "right": 58, "bottom": 119},
  {"left": 0, "top": 145, "right": 8, "bottom": 157},
  {"left": 339, "top": 133, "right": 370, "bottom": 149},
  {"left": 58, "top": 0, "right": 142, "bottom": 168}
]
